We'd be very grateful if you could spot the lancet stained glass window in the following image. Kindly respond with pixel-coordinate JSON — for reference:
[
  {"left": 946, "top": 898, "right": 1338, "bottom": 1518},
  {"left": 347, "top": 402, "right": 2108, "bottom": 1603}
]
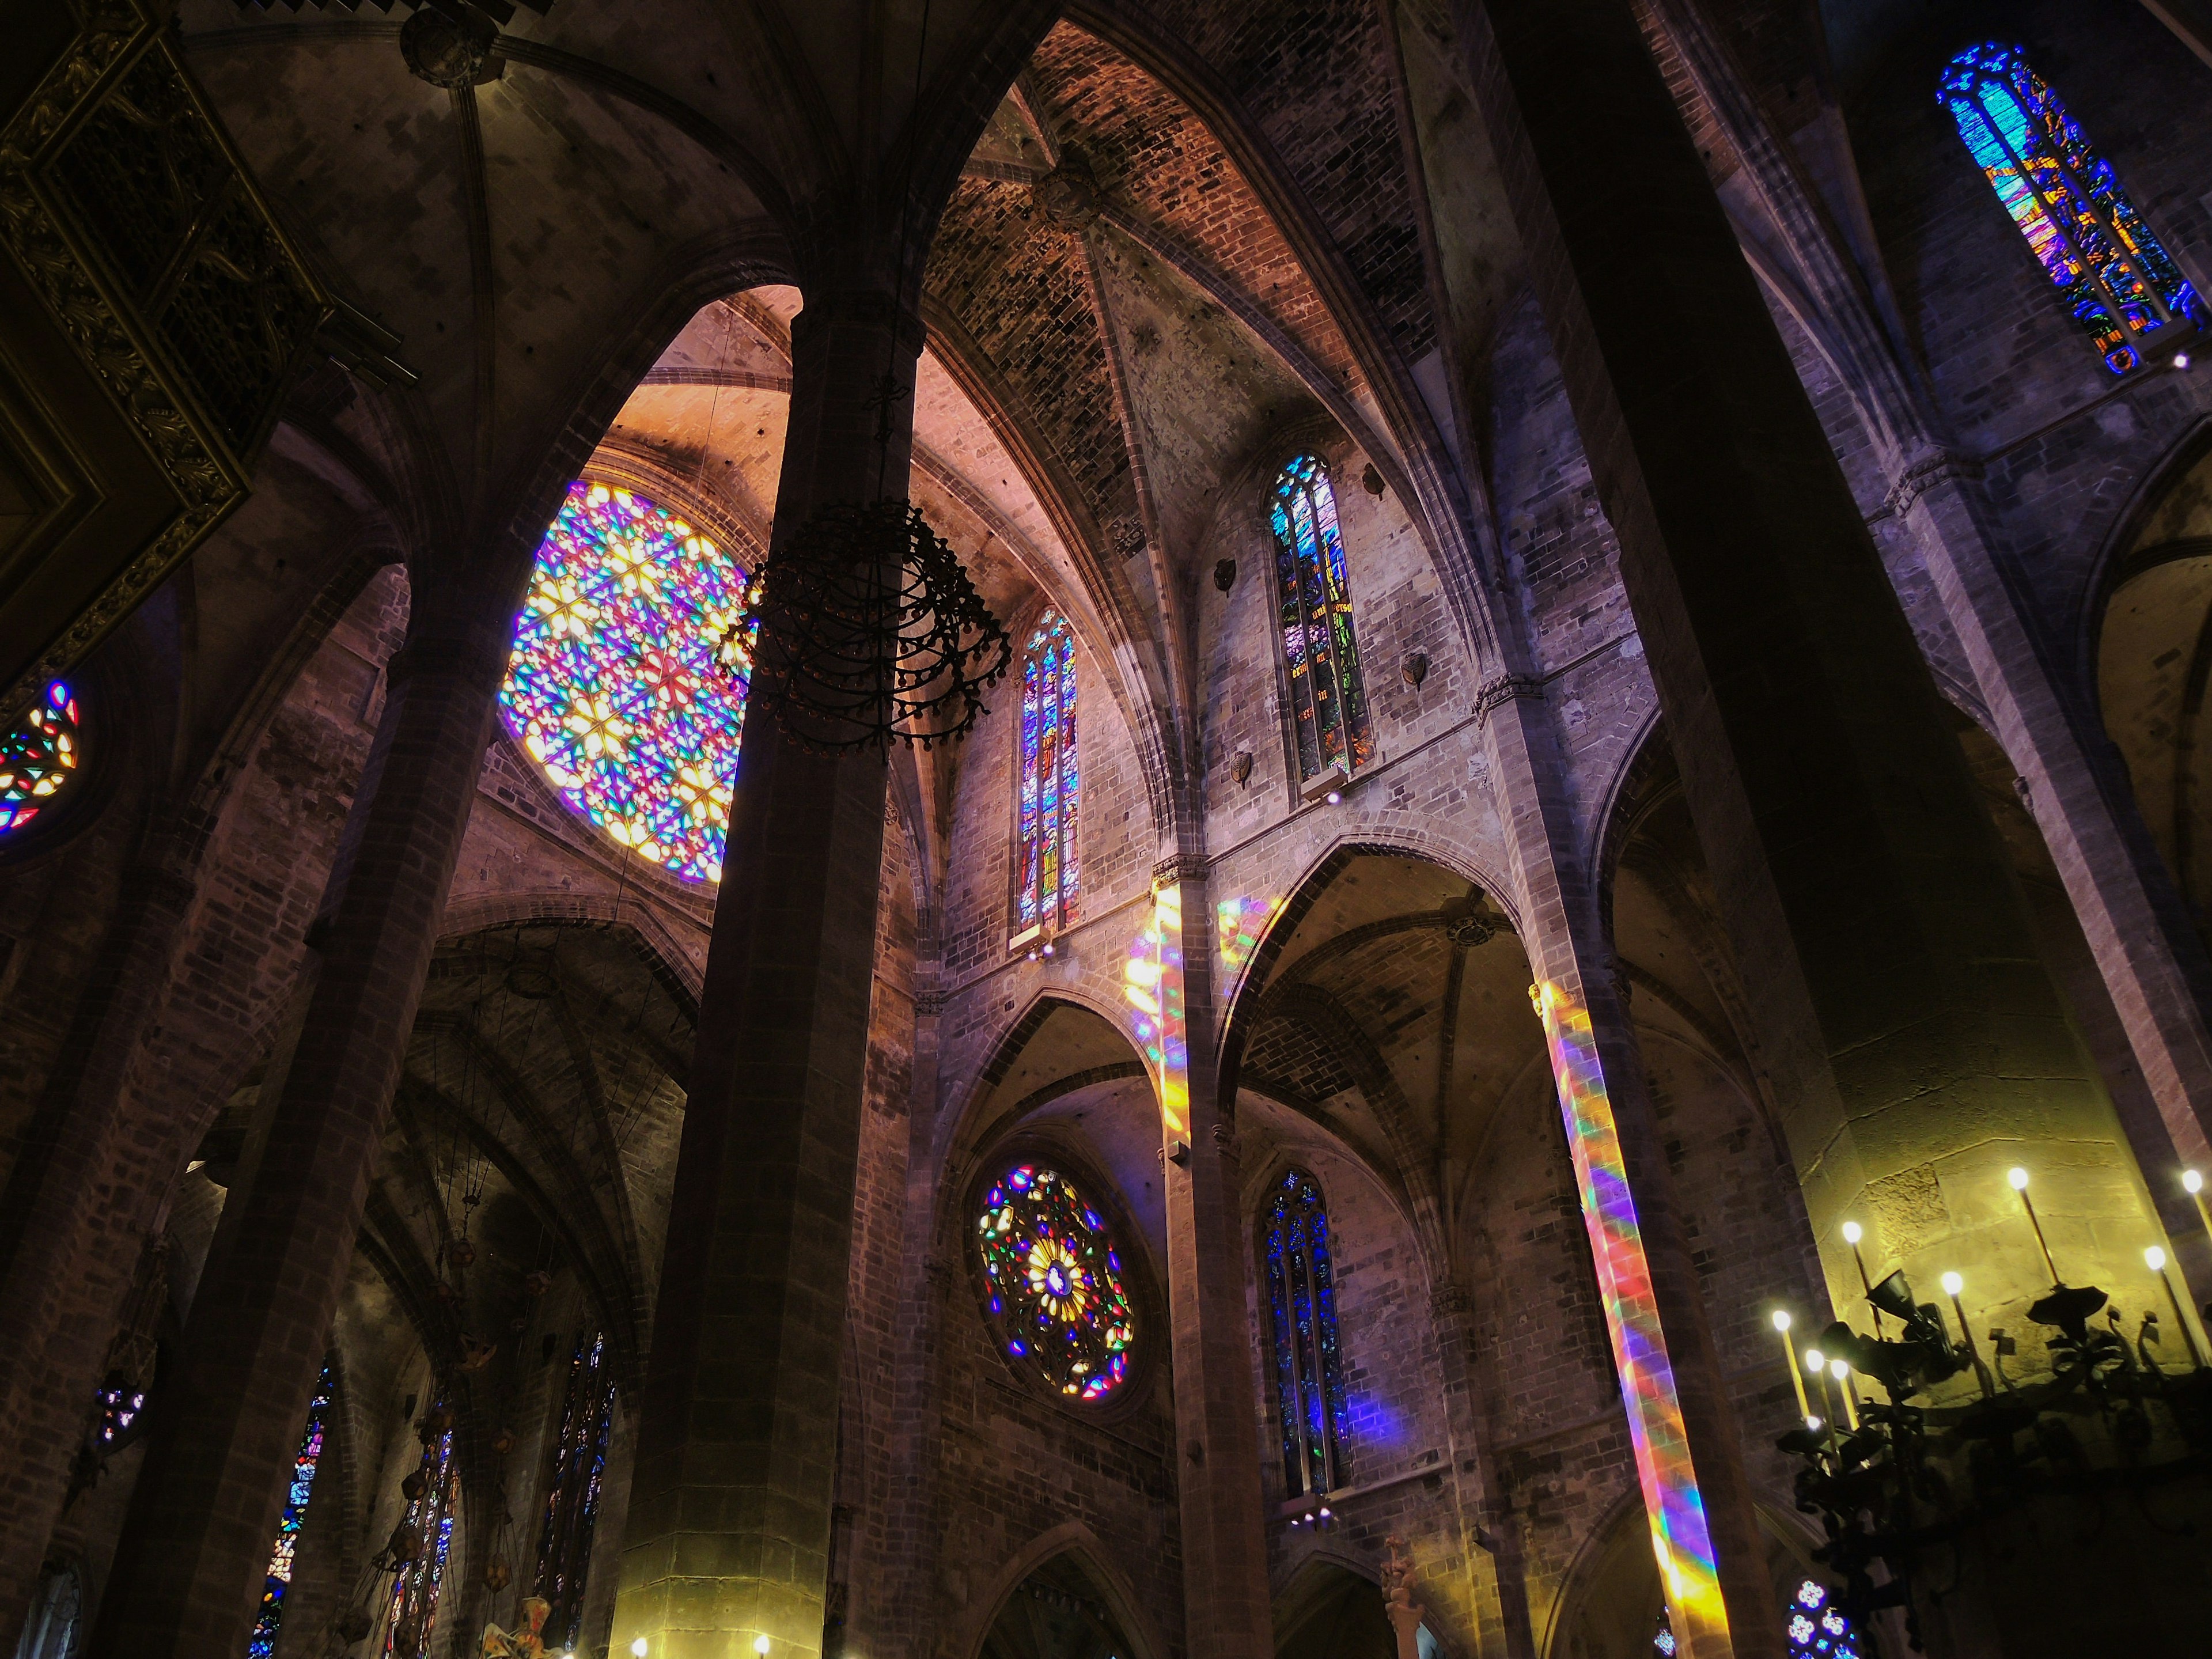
[
  {"left": 245, "top": 1365, "right": 334, "bottom": 1659},
  {"left": 1264, "top": 1169, "right": 1349, "bottom": 1497},
  {"left": 384, "top": 1415, "right": 457, "bottom": 1659},
  {"left": 501, "top": 482, "right": 754, "bottom": 883},
  {"left": 533, "top": 1334, "right": 615, "bottom": 1649},
  {"left": 1941, "top": 43, "right": 2207, "bottom": 374},
  {"left": 1016, "top": 609, "right": 1079, "bottom": 933},
  {"left": 0, "top": 682, "right": 83, "bottom": 836},
  {"left": 975, "top": 1164, "right": 1138, "bottom": 1402},
  {"left": 1271, "top": 457, "right": 1373, "bottom": 783},
  {"left": 1785, "top": 1579, "right": 1862, "bottom": 1659}
]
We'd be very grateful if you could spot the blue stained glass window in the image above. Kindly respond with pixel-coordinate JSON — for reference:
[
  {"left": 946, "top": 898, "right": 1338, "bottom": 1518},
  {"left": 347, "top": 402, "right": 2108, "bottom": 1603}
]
[
  {"left": 96, "top": 1374, "right": 146, "bottom": 1446},
  {"left": 0, "top": 681, "right": 83, "bottom": 836},
  {"left": 1941, "top": 43, "right": 2207, "bottom": 374},
  {"left": 1785, "top": 1579, "right": 1863, "bottom": 1659},
  {"left": 534, "top": 1335, "right": 616, "bottom": 1649},
  {"left": 385, "top": 1418, "right": 457, "bottom": 1659},
  {"left": 1264, "top": 1170, "right": 1349, "bottom": 1495},
  {"left": 1270, "top": 459, "right": 1373, "bottom": 783},
  {"left": 245, "top": 1365, "right": 335, "bottom": 1658},
  {"left": 1016, "top": 609, "right": 1080, "bottom": 933}
]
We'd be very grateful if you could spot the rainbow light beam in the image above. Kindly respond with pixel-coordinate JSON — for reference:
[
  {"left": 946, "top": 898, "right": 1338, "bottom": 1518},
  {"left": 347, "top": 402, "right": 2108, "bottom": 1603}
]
[
  {"left": 1127, "top": 881, "right": 1190, "bottom": 1139},
  {"left": 1532, "top": 980, "right": 1729, "bottom": 1646}
]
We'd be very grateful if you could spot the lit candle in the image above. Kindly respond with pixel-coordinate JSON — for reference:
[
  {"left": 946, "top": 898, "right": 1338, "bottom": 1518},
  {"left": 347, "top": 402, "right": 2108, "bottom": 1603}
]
[
  {"left": 2147, "top": 1247, "right": 2207, "bottom": 1370},
  {"left": 1842, "top": 1220, "right": 1883, "bottom": 1333},
  {"left": 1828, "top": 1358, "right": 1860, "bottom": 1429},
  {"left": 2010, "top": 1167, "right": 2060, "bottom": 1283},
  {"left": 1942, "top": 1271, "right": 1994, "bottom": 1398},
  {"left": 1804, "top": 1347, "right": 1834, "bottom": 1424},
  {"left": 1773, "top": 1310, "right": 1812, "bottom": 1421}
]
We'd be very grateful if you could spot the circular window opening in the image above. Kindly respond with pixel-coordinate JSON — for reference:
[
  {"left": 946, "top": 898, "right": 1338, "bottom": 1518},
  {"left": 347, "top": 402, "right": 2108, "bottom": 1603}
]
[
  {"left": 0, "top": 681, "right": 85, "bottom": 838},
  {"left": 975, "top": 1162, "right": 1138, "bottom": 1402},
  {"left": 501, "top": 482, "right": 753, "bottom": 882}
]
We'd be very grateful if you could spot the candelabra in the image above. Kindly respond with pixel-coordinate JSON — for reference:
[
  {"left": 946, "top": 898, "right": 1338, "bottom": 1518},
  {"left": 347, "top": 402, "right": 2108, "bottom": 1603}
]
[{"left": 1770, "top": 1169, "right": 2212, "bottom": 1651}]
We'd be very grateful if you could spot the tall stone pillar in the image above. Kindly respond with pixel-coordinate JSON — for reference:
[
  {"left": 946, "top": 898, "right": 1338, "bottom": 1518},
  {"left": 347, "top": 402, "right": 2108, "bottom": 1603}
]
[
  {"left": 608, "top": 279, "right": 911, "bottom": 1659},
  {"left": 1147, "top": 858, "right": 1275, "bottom": 1659},
  {"left": 1479, "top": 684, "right": 1782, "bottom": 1659},
  {"left": 1453, "top": 0, "right": 2166, "bottom": 1419},
  {"left": 89, "top": 565, "right": 528, "bottom": 1659}
]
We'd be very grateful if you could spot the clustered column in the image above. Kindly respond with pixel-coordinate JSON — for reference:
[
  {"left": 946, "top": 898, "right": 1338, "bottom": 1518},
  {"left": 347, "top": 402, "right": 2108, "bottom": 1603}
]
[
  {"left": 607, "top": 276, "right": 911, "bottom": 1659},
  {"left": 90, "top": 567, "right": 529, "bottom": 1659}
]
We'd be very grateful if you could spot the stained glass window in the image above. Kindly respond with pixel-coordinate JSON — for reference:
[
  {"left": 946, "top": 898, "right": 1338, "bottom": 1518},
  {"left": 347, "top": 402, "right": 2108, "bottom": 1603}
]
[
  {"left": 501, "top": 482, "right": 754, "bottom": 883},
  {"left": 1785, "top": 1579, "right": 1863, "bottom": 1659},
  {"left": 1941, "top": 43, "right": 2207, "bottom": 374},
  {"left": 1271, "top": 458, "right": 1373, "bottom": 783},
  {"left": 533, "top": 1334, "right": 615, "bottom": 1650},
  {"left": 1653, "top": 1608, "right": 1677, "bottom": 1656},
  {"left": 1, "top": 682, "right": 83, "bottom": 836},
  {"left": 245, "top": 1365, "right": 335, "bottom": 1659},
  {"left": 974, "top": 1164, "right": 1138, "bottom": 1402},
  {"left": 385, "top": 1415, "right": 457, "bottom": 1659},
  {"left": 95, "top": 1373, "right": 146, "bottom": 1446},
  {"left": 1264, "top": 1169, "right": 1350, "bottom": 1497},
  {"left": 1016, "top": 609, "right": 1080, "bottom": 934}
]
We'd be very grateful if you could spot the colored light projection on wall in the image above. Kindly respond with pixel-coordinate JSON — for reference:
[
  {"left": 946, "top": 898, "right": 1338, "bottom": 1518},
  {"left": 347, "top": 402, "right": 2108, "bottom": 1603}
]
[
  {"left": 245, "top": 1365, "right": 335, "bottom": 1659},
  {"left": 1017, "top": 609, "right": 1080, "bottom": 933},
  {"left": 1126, "top": 884, "right": 1189, "bottom": 1140},
  {"left": 1271, "top": 457, "right": 1373, "bottom": 783},
  {"left": 1942, "top": 43, "right": 2207, "bottom": 374},
  {"left": 975, "top": 1164, "right": 1138, "bottom": 1400},
  {"left": 0, "top": 682, "right": 82, "bottom": 835},
  {"left": 501, "top": 482, "right": 753, "bottom": 882},
  {"left": 1530, "top": 981, "right": 1728, "bottom": 1646},
  {"left": 1216, "top": 893, "right": 1282, "bottom": 986}
]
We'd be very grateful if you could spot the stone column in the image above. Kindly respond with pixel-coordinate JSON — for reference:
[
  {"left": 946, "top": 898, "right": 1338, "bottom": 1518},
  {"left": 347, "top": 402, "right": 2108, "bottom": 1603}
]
[
  {"left": 1479, "top": 683, "right": 1782, "bottom": 1659},
  {"left": 1454, "top": 0, "right": 2166, "bottom": 1416},
  {"left": 607, "top": 280, "right": 911, "bottom": 1659},
  {"left": 1148, "top": 858, "right": 1275, "bottom": 1659},
  {"left": 88, "top": 565, "right": 527, "bottom": 1659}
]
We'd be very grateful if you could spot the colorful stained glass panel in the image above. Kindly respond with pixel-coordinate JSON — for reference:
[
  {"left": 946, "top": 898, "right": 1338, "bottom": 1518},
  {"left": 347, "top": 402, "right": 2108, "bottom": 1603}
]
[
  {"left": 1016, "top": 611, "right": 1080, "bottom": 931},
  {"left": 974, "top": 1164, "right": 1137, "bottom": 1401},
  {"left": 535, "top": 1334, "right": 615, "bottom": 1649},
  {"left": 501, "top": 483, "right": 753, "bottom": 882},
  {"left": 1270, "top": 459, "right": 1372, "bottom": 782},
  {"left": 245, "top": 1366, "right": 335, "bottom": 1658},
  {"left": 0, "top": 683, "right": 82, "bottom": 836},
  {"left": 1265, "top": 1169, "right": 1350, "bottom": 1495},
  {"left": 1942, "top": 43, "right": 2207, "bottom": 374}
]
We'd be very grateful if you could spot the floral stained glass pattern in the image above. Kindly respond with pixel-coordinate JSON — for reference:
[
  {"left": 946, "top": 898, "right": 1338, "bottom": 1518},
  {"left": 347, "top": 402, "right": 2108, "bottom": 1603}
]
[
  {"left": 1016, "top": 610, "right": 1080, "bottom": 934},
  {"left": 385, "top": 1418, "right": 457, "bottom": 1659},
  {"left": 1785, "top": 1580, "right": 1862, "bottom": 1659},
  {"left": 501, "top": 482, "right": 754, "bottom": 882},
  {"left": 1942, "top": 43, "right": 2207, "bottom": 374},
  {"left": 534, "top": 1334, "right": 615, "bottom": 1649},
  {"left": 1271, "top": 457, "right": 1373, "bottom": 783},
  {"left": 0, "top": 682, "right": 82, "bottom": 835},
  {"left": 1264, "top": 1170, "right": 1350, "bottom": 1496},
  {"left": 975, "top": 1164, "right": 1137, "bottom": 1402},
  {"left": 245, "top": 1365, "right": 335, "bottom": 1659}
]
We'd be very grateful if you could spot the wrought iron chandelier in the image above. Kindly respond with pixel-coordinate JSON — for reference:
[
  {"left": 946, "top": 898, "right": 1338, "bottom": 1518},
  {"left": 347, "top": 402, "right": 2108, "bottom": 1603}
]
[
  {"left": 723, "top": 499, "right": 1009, "bottom": 752},
  {"left": 1770, "top": 1169, "right": 2212, "bottom": 1652}
]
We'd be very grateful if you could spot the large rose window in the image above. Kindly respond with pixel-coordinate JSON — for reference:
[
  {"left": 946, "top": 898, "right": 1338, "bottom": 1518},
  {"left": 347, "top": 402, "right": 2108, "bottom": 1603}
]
[
  {"left": 975, "top": 1163, "right": 1138, "bottom": 1402},
  {"left": 0, "top": 682, "right": 84, "bottom": 836},
  {"left": 501, "top": 482, "right": 752, "bottom": 883}
]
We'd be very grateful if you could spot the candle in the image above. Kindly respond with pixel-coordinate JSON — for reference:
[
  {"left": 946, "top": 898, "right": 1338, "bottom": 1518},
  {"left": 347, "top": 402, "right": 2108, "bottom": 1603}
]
[
  {"left": 1773, "top": 1310, "right": 1812, "bottom": 1421},
  {"left": 2010, "top": 1167, "right": 2060, "bottom": 1283},
  {"left": 1942, "top": 1271, "right": 1994, "bottom": 1397},
  {"left": 1828, "top": 1358, "right": 1860, "bottom": 1429},
  {"left": 1842, "top": 1221, "right": 1883, "bottom": 1333},
  {"left": 1804, "top": 1347, "right": 1834, "bottom": 1425},
  {"left": 2148, "top": 1247, "right": 2207, "bottom": 1370},
  {"left": 2187, "top": 1171, "right": 2212, "bottom": 1253}
]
